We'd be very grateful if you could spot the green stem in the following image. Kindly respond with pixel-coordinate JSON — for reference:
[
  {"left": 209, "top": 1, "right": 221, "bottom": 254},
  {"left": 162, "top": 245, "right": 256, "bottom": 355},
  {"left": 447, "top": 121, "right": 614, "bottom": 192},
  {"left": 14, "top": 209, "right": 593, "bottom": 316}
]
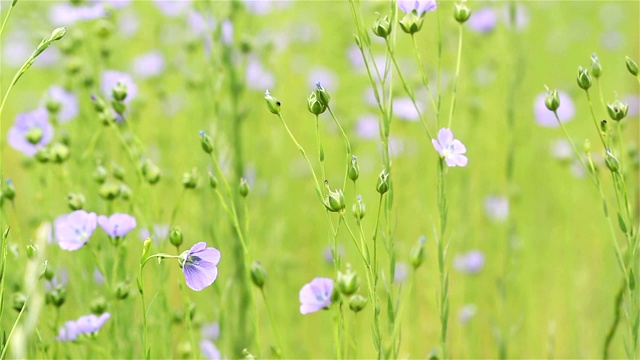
[
  {"left": 260, "top": 288, "right": 285, "bottom": 358},
  {"left": 447, "top": 24, "right": 464, "bottom": 129}
]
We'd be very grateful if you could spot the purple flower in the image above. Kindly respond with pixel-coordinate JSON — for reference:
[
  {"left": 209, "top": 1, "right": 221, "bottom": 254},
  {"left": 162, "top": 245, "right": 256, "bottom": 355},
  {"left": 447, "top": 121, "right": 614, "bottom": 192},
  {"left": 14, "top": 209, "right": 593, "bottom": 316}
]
[
  {"left": 8, "top": 109, "right": 54, "bottom": 157},
  {"left": 221, "top": 20, "right": 234, "bottom": 45},
  {"left": 46, "top": 86, "right": 79, "bottom": 123},
  {"left": 432, "top": 128, "right": 468, "bottom": 167},
  {"left": 94, "top": 268, "right": 105, "bottom": 286},
  {"left": 54, "top": 210, "right": 98, "bottom": 251},
  {"left": 139, "top": 224, "right": 170, "bottom": 245},
  {"left": 153, "top": 0, "right": 192, "bottom": 17},
  {"left": 534, "top": 91, "right": 575, "bottom": 127},
  {"left": 131, "top": 51, "right": 165, "bottom": 79},
  {"left": 180, "top": 242, "right": 221, "bottom": 291},
  {"left": 454, "top": 250, "right": 485, "bottom": 274},
  {"left": 49, "top": 3, "right": 106, "bottom": 26},
  {"left": 56, "top": 313, "right": 110, "bottom": 342},
  {"left": 467, "top": 8, "right": 497, "bottom": 34},
  {"left": 549, "top": 139, "right": 573, "bottom": 161},
  {"left": 398, "top": 0, "right": 437, "bottom": 14},
  {"left": 245, "top": 57, "right": 274, "bottom": 91},
  {"left": 394, "top": 262, "right": 409, "bottom": 283},
  {"left": 101, "top": 70, "right": 138, "bottom": 103},
  {"left": 201, "top": 322, "right": 220, "bottom": 340},
  {"left": 394, "top": 97, "right": 422, "bottom": 122},
  {"left": 299, "top": 277, "right": 333, "bottom": 315},
  {"left": 484, "top": 195, "right": 509, "bottom": 222},
  {"left": 97, "top": 213, "right": 137, "bottom": 239},
  {"left": 200, "top": 340, "right": 221, "bottom": 360},
  {"left": 323, "top": 245, "right": 345, "bottom": 264},
  {"left": 355, "top": 114, "right": 379, "bottom": 140},
  {"left": 458, "top": 304, "right": 477, "bottom": 324}
]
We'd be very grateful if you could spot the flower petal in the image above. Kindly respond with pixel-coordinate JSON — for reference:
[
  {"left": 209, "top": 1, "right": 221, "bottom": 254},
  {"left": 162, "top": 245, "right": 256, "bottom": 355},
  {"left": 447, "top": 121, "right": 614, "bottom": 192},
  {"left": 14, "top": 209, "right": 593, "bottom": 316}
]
[
  {"left": 452, "top": 154, "right": 468, "bottom": 167},
  {"left": 451, "top": 139, "right": 467, "bottom": 154},
  {"left": 184, "top": 263, "right": 218, "bottom": 291},
  {"left": 437, "top": 128, "right": 454, "bottom": 148},
  {"left": 431, "top": 138, "right": 443, "bottom": 154}
]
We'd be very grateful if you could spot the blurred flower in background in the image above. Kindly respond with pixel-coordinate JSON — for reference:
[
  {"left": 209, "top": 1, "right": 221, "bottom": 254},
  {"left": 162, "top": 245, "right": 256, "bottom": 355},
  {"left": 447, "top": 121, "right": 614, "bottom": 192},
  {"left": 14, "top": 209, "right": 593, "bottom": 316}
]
[
  {"left": 57, "top": 313, "right": 111, "bottom": 342},
  {"left": 458, "top": 304, "right": 477, "bottom": 324},
  {"left": 454, "top": 250, "right": 485, "bottom": 274},
  {"left": 131, "top": 51, "right": 166, "bottom": 79},
  {"left": 101, "top": 70, "right": 138, "bottom": 103},
  {"left": 98, "top": 213, "right": 137, "bottom": 239},
  {"left": 45, "top": 85, "right": 79, "bottom": 123},
  {"left": 467, "top": 7, "right": 498, "bottom": 34},
  {"left": 484, "top": 195, "right": 509, "bottom": 222},
  {"left": 8, "top": 108, "right": 54, "bottom": 156},
  {"left": 54, "top": 210, "right": 98, "bottom": 251},
  {"left": 246, "top": 57, "right": 275, "bottom": 91},
  {"left": 153, "top": 0, "right": 192, "bottom": 18}
]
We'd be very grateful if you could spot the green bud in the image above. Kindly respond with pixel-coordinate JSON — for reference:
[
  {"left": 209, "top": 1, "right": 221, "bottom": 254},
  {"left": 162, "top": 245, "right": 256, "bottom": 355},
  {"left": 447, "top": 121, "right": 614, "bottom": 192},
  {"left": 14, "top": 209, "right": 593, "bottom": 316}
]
[
  {"left": 93, "top": 19, "right": 112, "bottom": 39},
  {"left": 208, "top": 172, "right": 218, "bottom": 189},
  {"left": 264, "top": 90, "right": 281, "bottom": 115},
  {"left": 199, "top": 131, "right": 214, "bottom": 154},
  {"left": 26, "top": 244, "right": 37, "bottom": 259},
  {"left": 376, "top": 169, "right": 390, "bottom": 195},
  {"left": 93, "top": 165, "right": 108, "bottom": 184},
  {"left": 66, "top": 57, "right": 82, "bottom": 75},
  {"left": 239, "top": 178, "right": 250, "bottom": 198},
  {"left": 250, "top": 261, "right": 266, "bottom": 288},
  {"left": 111, "top": 100, "right": 126, "bottom": 117},
  {"left": 590, "top": 53, "right": 602, "bottom": 78},
  {"left": 605, "top": 149, "right": 620, "bottom": 173},
  {"left": 315, "top": 82, "right": 331, "bottom": 107},
  {"left": 141, "top": 159, "right": 161, "bottom": 185},
  {"left": 67, "top": 192, "right": 85, "bottom": 210},
  {"left": 352, "top": 195, "right": 366, "bottom": 220},
  {"left": 348, "top": 155, "right": 359, "bottom": 181},
  {"left": 242, "top": 349, "right": 256, "bottom": 360},
  {"left": 307, "top": 92, "right": 326, "bottom": 115},
  {"left": 90, "top": 296, "right": 108, "bottom": 315},
  {"left": 112, "top": 163, "right": 125, "bottom": 181},
  {"left": 25, "top": 127, "right": 43, "bottom": 145},
  {"left": 600, "top": 120, "right": 608, "bottom": 133},
  {"left": 3, "top": 180, "right": 15, "bottom": 201},
  {"left": 114, "top": 282, "right": 130, "bottom": 300},
  {"left": 46, "top": 97, "right": 61, "bottom": 114},
  {"left": 35, "top": 147, "right": 51, "bottom": 163},
  {"left": 544, "top": 89, "right": 560, "bottom": 112},
  {"left": 50, "top": 142, "right": 70, "bottom": 163},
  {"left": 606, "top": 100, "right": 628, "bottom": 121},
  {"left": 337, "top": 265, "right": 360, "bottom": 296},
  {"left": 43, "top": 267, "right": 55, "bottom": 281},
  {"left": 49, "top": 27, "right": 67, "bottom": 42},
  {"left": 112, "top": 81, "right": 127, "bottom": 102},
  {"left": 372, "top": 14, "right": 392, "bottom": 38},
  {"left": 13, "top": 292, "right": 27, "bottom": 312},
  {"left": 410, "top": 236, "right": 426, "bottom": 269},
  {"left": 99, "top": 109, "right": 118, "bottom": 125},
  {"left": 324, "top": 181, "right": 345, "bottom": 213},
  {"left": 584, "top": 139, "right": 591, "bottom": 153},
  {"left": 119, "top": 184, "right": 132, "bottom": 201},
  {"left": 141, "top": 238, "right": 152, "bottom": 265},
  {"left": 169, "top": 227, "right": 184, "bottom": 248},
  {"left": 626, "top": 56, "right": 639, "bottom": 76},
  {"left": 91, "top": 94, "right": 108, "bottom": 112},
  {"left": 45, "top": 286, "right": 66, "bottom": 308},
  {"left": 98, "top": 181, "right": 121, "bottom": 200},
  {"left": 576, "top": 66, "right": 592, "bottom": 90},
  {"left": 399, "top": 11, "right": 424, "bottom": 34},
  {"left": 348, "top": 294, "right": 368, "bottom": 313},
  {"left": 453, "top": 3, "right": 472, "bottom": 23},
  {"left": 182, "top": 168, "right": 198, "bottom": 189},
  {"left": 177, "top": 341, "right": 192, "bottom": 359}
]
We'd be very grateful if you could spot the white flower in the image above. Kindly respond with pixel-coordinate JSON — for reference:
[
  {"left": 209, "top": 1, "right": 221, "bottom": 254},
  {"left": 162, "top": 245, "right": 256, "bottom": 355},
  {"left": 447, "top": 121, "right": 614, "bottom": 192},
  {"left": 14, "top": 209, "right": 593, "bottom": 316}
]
[{"left": 432, "top": 128, "right": 468, "bottom": 167}]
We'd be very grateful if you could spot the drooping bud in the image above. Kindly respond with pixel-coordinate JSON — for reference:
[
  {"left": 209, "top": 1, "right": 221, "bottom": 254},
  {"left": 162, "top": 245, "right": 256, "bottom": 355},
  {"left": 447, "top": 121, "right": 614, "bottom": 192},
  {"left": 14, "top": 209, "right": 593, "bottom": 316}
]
[
  {"left": 337, "top": 264, "right": 360, "bottom": 296},
  {"left": 119, "top": 184, "right": 132, "bottom": 201},
  {"left": 169, "top": 227, "right": 184, "bottom": 248},
  {"left": 91, "top": 94, "right": 108, "bottom": 112},
  {"left": 607, "top": 100, "right": 628, "bottom": 121},
  {"left": 323, "top": 181, "right": 345, "bottom": 213},
  {"left": 376, "top": 169, "right": 390, "bottom": 195},
  {"left": 141, "top": 159, "right": 161, "bottom": 185},
  {"left": 264, "top": 90, "right": 281, "bottom": 115},
  {"left": 349, "top": 294, "right": 368, "bottom": 313},
  {"left": 199, "top": 130, "right": 214, "bottom": 154},
  {"left": 348, "top": 155, "right": 360, "bottom": 181},
  {"left": 46, "top": 97, "right": 61, "bottom": 114},
  {"left": 590, "top": 53, "right": 602, "bottom": 78},
  {"left": 352, "top": 194, "right": 366, "bottom": 220},
  {"left": 35, "top": 147, "right": 51, "bottom": 163},
  {"left": 13, "top": 292, "right": 27, "bottom": 312},
  {"left": 409, "top": 236, "right": 426, "bottom": 269},
  {"left": 453, "top": 3, "right": 472, "bottom": 23},
  {"left": 239, "top": 178, "right": 250, "bottom": 198},
  {"left": 98, "top": 181, "right": 121, "bottom": 200},
  {"left": 93, "top": 165, "right": 108, "bottom": 184},
  {"left": 208, "top": 171, "right": 218, "bottom": 189},
  {"left": 67, "top": 192, "right": 86, "bottom": 210},
  {"left": 3, "top": 180, "right": 15, "bottom": 201},
  {"left": 544, "top": 89, "right": 560, "bottom": 112},
  {"left": 626, "top": 56, "right": 639, "bottom": 76},
  {"left": 90, "top": 296, "right": 108, "bottom": 315},
  {"left": 576, "top": 66, "right": 592, "bottom": 90},
  {"left": 307, "top": 92, "right": 326, "bottom": 115},
  {"left": 112, "top": 163, "right": 125, "bottom": 181},
  {"left": 45, "top": 286, "right": 66, "bottom": 307},
  {"left": 250, "top": 261, "right": 266, "bottom": 288},
  {"left": 182, "top": 168, "right": 198, "bottom": 189},
  {"left": 114, "top": 282, "right": 130, "bottom": 300},
  {"left": 399, "top": 11, "right": 424, "bottom": 34},
  {"left": 605, "top": 149, "right": 620, "bottom": 173},
  {"left": 315, "top": 82, "right": 331, "bottom": 107},
  {"left": 372, "top": 14, "right": 392, "bottom": 38},
  {"left": 50, "top": 142, "right": 70, "bottom": 163},
  {"left": 112, "top": 81, "right": 128, "bottom": 102}
]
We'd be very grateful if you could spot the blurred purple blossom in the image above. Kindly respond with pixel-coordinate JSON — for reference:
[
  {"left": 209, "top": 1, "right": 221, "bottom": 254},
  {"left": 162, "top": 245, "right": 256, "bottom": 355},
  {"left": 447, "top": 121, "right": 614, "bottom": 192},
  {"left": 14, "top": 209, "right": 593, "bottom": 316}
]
[
  {"left": 201, "top": 322, "right": 220, "bottom": 340},
  {"left": 534, "top": 91, "right": 575, "bottom": 127},
  {"left": 458, "top": 304, "right": 477, "bottom": 324},
  {"left": 501, "top": 3, "right": 529, "bottom": 31},
  {"left": 55, "top": 210, "right": 98, "bottom": 251},
  {"left": 46, "top": 86, "right": 79, "bottom": 123},
  {"left": 181, "top": 242, "right": 221, "bottom": 291},
  {"left": 484, "top": 195, "right": 509, "bottom": 222},
  {"left": 221, "top": 20, "right": 234, "bottom": 45},
  {"left": 200, "top": 340, "right": 221, "bottom": 360},
  {"left": 299, "top": 277, "right": 333, "bottom": 315},
  {"left": 139, "top": 224, "right": 170, "bottom": 244},
  {"left": 454, "top": 250, "right": 485, "bottom": 274},
  {"left": 97, "top": 213, "right": 137, "bottom": 239},
  {"left": 45, "top": 268, "right": 68, "bottom": 292},
  {"left": 394, "top": 262, "right": 409, "bottom": 283},
  {"left": 432, "top": 128, "right": 468, "bottom": 167},
  {"left": 623, "top": 94, "right": 639, "bottom": 117},
  {"left": 355, "top": 114, "right": 379, "bottom": 140},
  {"left": 245, "top": 57, "right": 274, "bottom": 90},
  {"left": 2, "top": 31, "right": 60, "bottom": 68},
  {"left": 323, "top": 245, "right": 345, "bottom": 264},
  {"left": 49, "top": 3, "right": 106, "bottom": 26},
  {"left": 132, "top": 51, "right": 166, "bottom": 79},
  {"left": 398, "top": 0, "right": 437, "bottom": 14},
  {"left": 241, "top": 0, "right": 292, "bottom": 15},
  {"left": 57, "top": 313, "right": 111, "bottom": 342},
  {"left": 94, "top": 268, "right": 105, "bottom": 286},
  {"left": 153, "top": 0, "right": 192, "bottom": 17},
  {"left": 8, "top": 108, "right": 54, "bottom": 157},
  {"left": 188, "top": 10, "right": 214, "bottom": 36},
  {"left": 308, "top": 68, "right": 338, "bottom": 91},
  {"left": 101, "top": 70, "right": 138, "bottom": 103},
  {"left": 394, "top": 97, "right": 422, "bottom": 122},
  {"left": 467, "top": 7, "right": 497, "bottom": 34}
]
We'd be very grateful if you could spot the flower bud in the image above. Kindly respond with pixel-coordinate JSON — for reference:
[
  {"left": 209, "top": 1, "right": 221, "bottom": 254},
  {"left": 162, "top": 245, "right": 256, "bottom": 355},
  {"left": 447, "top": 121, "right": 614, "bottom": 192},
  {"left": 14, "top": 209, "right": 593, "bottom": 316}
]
[
  {"left": 49, "top": 27, "right": 67, "bottom": 42},
  {"left": 250, "top": 261, "right": 266, "bottom": 288},
  {"left": 114, "top": 282, "right": 130, "bottom": 300},
  {"left": 372, "top": 15, "right": 392, "bottom": 38},
  {"left": 590, "top": 53, "right": 602, "bottom": 78},
  {"left": 584, "top": 139, "right": 591, "bottom": 153},
  {"left": 606, "top": 100, "right": 628, "bottom": 121},
  {"left": 544, "top": 89, "right": 560, "bottom": 112},
  {"left": 112, "top": 81, "right": 128, "bottom": 102},
  {"left": 50, "top": 142, "right": 70, "bottom": 163},
  {"left": 182, "top": 168, "right": 198, "bottom": 189},
  {"left": 169, "top": 227, "right": 184, "bottom": 248},
  {"left": 46, "top": 97, "right": 61, "bottom": 114},
  {"left": 352, "top": 194, "right": 366, "bottom": 220},
  {"left": 453, "top": 3, "right": 472, "bottom": 24},
  {"left": 43, "top": 267, "right": 55, "bottom": 281},
  {"left": 142, "top": 159, "right": 161, "bottom": 185},
  {"left": 348, "top": 155, "right": 360, "bottom": 181},
  {"left": 315, "top": 82, "right": 331, "bottom": 107},
  {"left": 93, "top": 165, "right": 108, "bottom": 184},
  {"left": 35, "top": 147, "right": 51, "bottom": 163},
  {"left": 177, "top": 341, "right": 192, "bottom": 359},
  {"left": 349, "top": 294, "right": 368, "bottom": 313},
  {"left": 410, "top": 236, "right": 426, "bottom": 269},
  {"left": 605, "top": 149, "right": 620, "bottom": 173},
  {"left": 141, "top": 238, "right": 152, "bottom": 264},
  {"left": 376, "top": 169, "right": 390, "bottom": 195},
  {"left": 337, "top": 265, "right": 360, "bottom": 296},
  {"left": 112, "top": 164, "right": 125, "bottom": 181},
  {"left": 13, "top": 292, "right": 27, "bottom": 312},
  {"left": 399, "top": 11, "right": 424, "bottom": 34},
  {"left": 626, "top": 56, "right": 639, "bottom": 76},
  {"left": 119, "top": 184, "right": 132, "bottom": 201},
  {"left": 26, "top": 244, "right": 37, "bottom": 259},
  {"left": 93, "top": 19, "right": 112, "bottom": 39},
  {"left": 25, "top": 127, "right": 43, "bottom": 145},
  {"left": 307, "top": 92, "right": 326, "bottom": 115},
  {"left": 3, "top": 180, "right": 15, "bottom": 201},
  {"left": 239, "top": 178, "right": 250, "bottom": 198},
  {"left": 98, "top": 181, "right": 121, "bottom": 200},
  {"left": 600, "top": 120, "right": 608, "bottom": 133},
  {"left": 90, "top": 296, "right": 107, "bottom": 315},
  {"left": 576, "top": 66, "right": 592, "bottom": 90},
  {"left": 324, "top": 181, "right": 345, "bottom": 213},
  {"left": 242, "top": 349, "right": 256, "bottom": 360},
  {"left": 264, "top": 90, "right": 281, "bottom": 115},
  {"left": 208, "top": 172, "right": 218, "bottom": 189},
  {"left": 199, "top": 130, "right": 214, "bottom": 154},
  {"left": 91, "top": 94, "right": 108, "bottom": 112},
  {"left": 67, "top": 192, "right": 86, "bottom": 210},
  {"left": 45, "top": 287, "right": 66, "bottom": 307}
]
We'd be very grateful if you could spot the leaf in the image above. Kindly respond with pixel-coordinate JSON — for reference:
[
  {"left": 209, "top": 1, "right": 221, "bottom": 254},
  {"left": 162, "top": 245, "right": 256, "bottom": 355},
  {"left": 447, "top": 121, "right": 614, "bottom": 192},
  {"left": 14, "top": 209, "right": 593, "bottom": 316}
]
[{"left": 617, "top": 213, "right": 627, "bottom": 234}]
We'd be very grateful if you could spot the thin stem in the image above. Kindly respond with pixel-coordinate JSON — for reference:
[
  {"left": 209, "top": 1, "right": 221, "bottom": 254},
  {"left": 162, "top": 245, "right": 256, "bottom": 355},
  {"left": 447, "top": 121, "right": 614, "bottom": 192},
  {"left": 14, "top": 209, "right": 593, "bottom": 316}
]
[
  {"left": 0, "top": 1, "right": 17, "bottom": 39},
  {"left": 447, "top": 24, "right": 464, "bottom": 129},
  {"left": 260, "top": 288, "right": 285, "bottom": 358},
  {"left": 326, "top": 106, "right": 352, "bottom": 190}
]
